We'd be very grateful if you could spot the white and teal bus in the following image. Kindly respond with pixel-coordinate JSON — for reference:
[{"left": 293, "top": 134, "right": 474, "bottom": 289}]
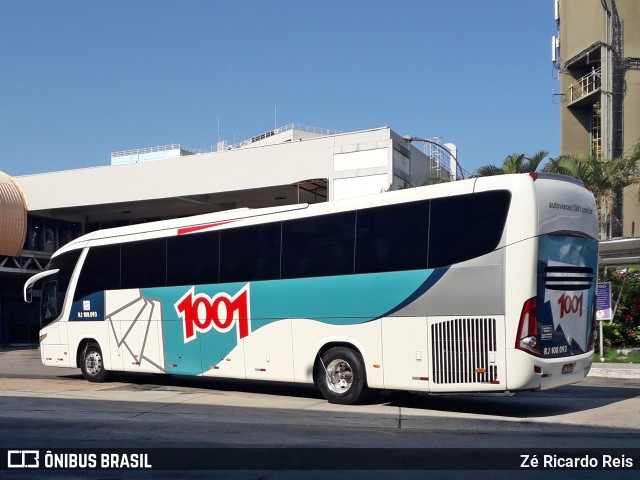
[{"left": 24, "top": 173, "right": 599, "bottom": 404}]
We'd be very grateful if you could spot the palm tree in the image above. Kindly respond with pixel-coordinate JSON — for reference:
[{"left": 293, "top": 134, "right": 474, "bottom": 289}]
[
  {"left": 471, "top": 141, "right": 640, "bottom": 237},
  {"left": 523, "top": 150, "right": 549, "bottom": 173},
  {"left": 502, "top": 153, "right": 526, "bottom": 174},
  {"left": 471, "top": 164, "right": 504, "bottom": 177},
  {"left": 472, "top": 150, "right": 549, "bottom": 177},
  {"left": 544, "top": 152, "right": 639, "bottom": 238}
]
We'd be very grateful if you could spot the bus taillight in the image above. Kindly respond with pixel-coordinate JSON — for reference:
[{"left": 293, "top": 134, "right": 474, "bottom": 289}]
[{"left": 516, "top": 297, "right": 540, "bottom": 356}]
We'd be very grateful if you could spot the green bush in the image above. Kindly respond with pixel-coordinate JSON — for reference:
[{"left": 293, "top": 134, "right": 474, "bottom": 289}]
[
  {"left": 601, "top": 322, "right": 624, "bottom": 348},
  {"left": 600, "top": 268, "right": 640, "bottom": 348}
]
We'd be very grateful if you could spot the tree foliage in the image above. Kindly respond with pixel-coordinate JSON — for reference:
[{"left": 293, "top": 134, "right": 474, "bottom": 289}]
[
  {"left": 471, "top": 150, "right": 549, "bottom": 177},
  {"left": 543, "top": 154, "right": 637, "bottom": 201},
  {"left": 543, "top": 147, "right": 640, "bottom": 238},
  {"left": 600, "top": 268, "right": 640, "bottom": 348},
  {"left": 472, "top": 140, "right": 640, "bottom": 238}
]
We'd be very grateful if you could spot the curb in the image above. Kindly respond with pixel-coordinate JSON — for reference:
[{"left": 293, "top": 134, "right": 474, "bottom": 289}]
[{"left": 588, "top": 367, "right": 640, "bottom": 380}]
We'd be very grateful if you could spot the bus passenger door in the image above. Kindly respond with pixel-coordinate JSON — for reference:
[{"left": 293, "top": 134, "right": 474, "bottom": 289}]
[
  {"left": 40, "top": 280, "right": 71, "bottom": 366},
  {"left": 381, "top": 317, "right": 429, "bottom": 392}
]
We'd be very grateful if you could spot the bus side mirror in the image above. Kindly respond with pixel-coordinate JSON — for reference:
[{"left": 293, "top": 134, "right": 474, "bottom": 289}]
[
  {"left": 25, "top": 284, "right": 33, "bottom": 303},
  {"left": 23, "top": 269, "right": 59, "bottom": 304}
]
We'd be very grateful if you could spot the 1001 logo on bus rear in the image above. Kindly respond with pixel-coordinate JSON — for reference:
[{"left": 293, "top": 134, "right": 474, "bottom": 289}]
[{"left": 557, "top": 292, "right": 583, "bottom": 319}]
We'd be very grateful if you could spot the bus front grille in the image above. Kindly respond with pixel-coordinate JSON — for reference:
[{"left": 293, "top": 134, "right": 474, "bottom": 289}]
[{"left": 431, "top": 317, "right": 498, "bottom": 384}]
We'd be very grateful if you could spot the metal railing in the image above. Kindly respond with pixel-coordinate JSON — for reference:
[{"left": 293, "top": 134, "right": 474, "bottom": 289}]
[
  {"left": 110, "top": 124, "right": 342, "bottom": 161},
  {"left": 569, "top": 67, "right": 601, "bottom": 102},
  {"left": 225, "top": 124, "right": 342, "bottom": 150},
  {"left": 111, "top": 144, "right": 203, "bottom": 159}
]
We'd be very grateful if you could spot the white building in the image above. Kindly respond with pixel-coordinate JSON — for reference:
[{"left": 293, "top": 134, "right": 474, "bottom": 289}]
[{"left": 0, "top": 125, "right": 452, "bottom": 343}]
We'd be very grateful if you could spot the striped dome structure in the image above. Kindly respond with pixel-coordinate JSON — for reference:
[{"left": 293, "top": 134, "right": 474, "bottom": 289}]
[{"left": 0, "top": 170, "right": 28, "bottom": 256}]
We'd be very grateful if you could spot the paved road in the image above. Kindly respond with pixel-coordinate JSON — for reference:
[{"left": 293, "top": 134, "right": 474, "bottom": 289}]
[{"left": 0, "top": 348, "right": 638, "bottom": 479}]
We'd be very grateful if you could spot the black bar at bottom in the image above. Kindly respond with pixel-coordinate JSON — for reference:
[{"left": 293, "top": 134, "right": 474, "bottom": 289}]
[{"left": 2, "top": 448, "right": 639, "bottom": 471}]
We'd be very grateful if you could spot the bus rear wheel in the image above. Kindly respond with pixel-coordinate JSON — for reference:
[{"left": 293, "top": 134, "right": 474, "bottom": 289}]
[
  {"left": 315, "top": 347, "right": 368, "bottom": 405},
  {"left": 81, "top": 344, "right": 110, "bottom": 383}
]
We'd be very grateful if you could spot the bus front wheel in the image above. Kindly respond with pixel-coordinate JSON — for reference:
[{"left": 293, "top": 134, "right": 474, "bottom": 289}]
[
  {"left": 315, "top": 347, "right": 368, "bottom": 405},
  {"left": 81, "top": 344, "right": 110, "bottom": 383}
]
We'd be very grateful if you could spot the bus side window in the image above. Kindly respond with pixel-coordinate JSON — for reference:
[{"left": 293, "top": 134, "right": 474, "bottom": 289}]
[
  {"left": 121, "top": 238, "right": 167, "bottom": 289},
  {"left": 428, "top": 190, "right": 511, "bottom": 268},
  {"left": 167, "top": 231, "right": 220, "bottom": 287},
  {"left": 355, "top": 200, "right": 429, "bottom": 274},
  {"left": 41, "top": 280, "right": 58, "bottom": 326},
  {"left": 220, "top": 223, "right": 281, "bottom": 283},
  {"left": 74, "top": 245, "right": 121, "bottom": 301},
  {"left": 282, "top": 212, "right": 356, "bottom": 279}
]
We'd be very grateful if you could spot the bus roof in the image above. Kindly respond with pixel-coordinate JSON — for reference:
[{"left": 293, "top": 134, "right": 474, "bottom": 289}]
[{"left": 51, "top": 173, "right": 591, "bottom": 257}]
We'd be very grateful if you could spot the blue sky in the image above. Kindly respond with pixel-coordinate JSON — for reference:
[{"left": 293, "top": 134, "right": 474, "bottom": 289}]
[{"left": 1, "top": 0, "right": 559, "bottom": 177}]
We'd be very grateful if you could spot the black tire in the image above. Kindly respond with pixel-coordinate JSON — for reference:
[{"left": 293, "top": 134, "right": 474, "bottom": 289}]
[
  {"left": 314, "top": 347, "right": 369, "bottom": 405},
  {"left": 81, "top": 343, "right": 110, "bottom": 383}
]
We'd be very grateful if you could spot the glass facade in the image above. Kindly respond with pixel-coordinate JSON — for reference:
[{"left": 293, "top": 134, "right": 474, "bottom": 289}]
[
  {"left": 0, "top": 216, "right": 86, "bottom": 343},
  {"left": 23, "top": 215, "right": 83, "bottom": 253}
]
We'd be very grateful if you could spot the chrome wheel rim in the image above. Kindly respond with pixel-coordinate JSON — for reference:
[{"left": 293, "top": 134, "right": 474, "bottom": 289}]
[
  {"left": 325, "top": 359, "right": 353, "bottom": 394},
  {"left": 85, "top": 351, "right": 103, "bottom": 376}
]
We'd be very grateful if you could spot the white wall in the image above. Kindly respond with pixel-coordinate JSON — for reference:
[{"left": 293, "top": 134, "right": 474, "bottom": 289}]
[
  {"left": 17, "top": 128, "right": 395, "bottom": 211},
  {"left": 333, "top": 174, "right": 389, "bottom": 201}
]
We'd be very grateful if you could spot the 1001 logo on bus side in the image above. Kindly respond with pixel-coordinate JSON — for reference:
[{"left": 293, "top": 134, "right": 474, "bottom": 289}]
[{"left": 174, "top": 284, "right": 251, "bottom": 343}]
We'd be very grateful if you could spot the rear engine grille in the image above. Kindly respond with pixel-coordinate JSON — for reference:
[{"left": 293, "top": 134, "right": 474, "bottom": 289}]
[{"left": 431, "top": 317, "right": 497, "bottom": 384}]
